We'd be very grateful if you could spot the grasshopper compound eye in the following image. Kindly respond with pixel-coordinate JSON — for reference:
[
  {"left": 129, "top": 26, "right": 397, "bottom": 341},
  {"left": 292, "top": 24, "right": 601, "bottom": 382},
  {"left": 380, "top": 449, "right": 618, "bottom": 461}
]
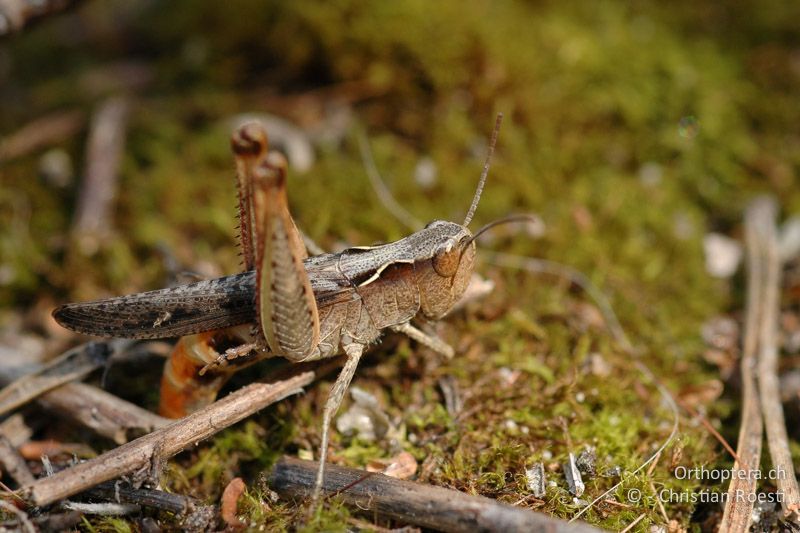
[{"left": 432, "top": 239, "right": 460, "bottom": 277}]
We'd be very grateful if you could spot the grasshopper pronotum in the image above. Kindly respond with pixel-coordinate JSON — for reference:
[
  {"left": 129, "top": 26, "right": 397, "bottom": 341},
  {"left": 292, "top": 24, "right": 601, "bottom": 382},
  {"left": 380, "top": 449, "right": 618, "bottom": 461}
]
[{"left": 54, "top": 114, "right": 532, "bottom": 499}]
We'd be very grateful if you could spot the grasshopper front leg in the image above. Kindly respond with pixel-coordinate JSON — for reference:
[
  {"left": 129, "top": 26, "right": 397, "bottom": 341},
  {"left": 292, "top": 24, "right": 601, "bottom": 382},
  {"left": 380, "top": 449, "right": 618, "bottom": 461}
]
[{"left": 314, "top": 341, "right": 364, "bottom": 501}]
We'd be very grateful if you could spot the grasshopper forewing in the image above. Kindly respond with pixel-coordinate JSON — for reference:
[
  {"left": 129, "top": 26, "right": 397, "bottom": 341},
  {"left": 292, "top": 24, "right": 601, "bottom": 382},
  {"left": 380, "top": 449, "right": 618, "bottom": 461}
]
[
  {"left": 54, "top": 115, "right": 512, "bottom": 501},
  {"left": 53, "top": 272, "right": 257, "bottom": 339}
]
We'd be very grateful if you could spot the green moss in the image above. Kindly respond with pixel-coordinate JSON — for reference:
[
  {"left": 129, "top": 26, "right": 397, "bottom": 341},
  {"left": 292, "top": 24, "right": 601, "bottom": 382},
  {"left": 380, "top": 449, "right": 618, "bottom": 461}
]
[{"left": 80, "top": 516, "right": 133, "bottom": 533}]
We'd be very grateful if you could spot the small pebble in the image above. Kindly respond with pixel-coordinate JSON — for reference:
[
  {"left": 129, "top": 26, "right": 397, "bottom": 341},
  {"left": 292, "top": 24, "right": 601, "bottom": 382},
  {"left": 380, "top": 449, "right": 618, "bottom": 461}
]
[
  {"left": 703, "top": 233, "right": 742, "bottom": 278},
  {"left": 576, "top": 447, "right": 596, "bottom": 477},
  {"left": 701, "top": 316, "right": 739, "bottom": 351},
  {"left": 589, "top": 353, "right": 612, "bottom": 377},
  {"left": 563, "top": 453, "right": 585, "bottom": 497},
  {"left": 39, "top": 148, "right": 73, "bottom": 188},
  {"left": 414, "top": 156, "right": 438, "bottom": 189},
  {"left": 525, "top": 462, "right": 547, "bottom": 497},
  {"left": 336, "top": 386, "right": 390, "bottom": 442},
  {"left": 672, "top": 212, "right": 696, "bottom": 240},
  {"left": 639, "top": 162, "right": 663, "bottom": 187},
  {"left": 298, "top": 449, "right": 313, "bottom": 461}
]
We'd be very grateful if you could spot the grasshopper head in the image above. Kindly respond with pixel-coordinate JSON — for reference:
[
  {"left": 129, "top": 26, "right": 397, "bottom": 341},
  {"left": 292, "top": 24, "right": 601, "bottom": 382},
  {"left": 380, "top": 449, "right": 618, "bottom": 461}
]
[
  {"left": 416, "top": 221, "right": 476, "bottom": 320},
  {"left": 415, "top": 114, "right": 503, "bottom": 320}
]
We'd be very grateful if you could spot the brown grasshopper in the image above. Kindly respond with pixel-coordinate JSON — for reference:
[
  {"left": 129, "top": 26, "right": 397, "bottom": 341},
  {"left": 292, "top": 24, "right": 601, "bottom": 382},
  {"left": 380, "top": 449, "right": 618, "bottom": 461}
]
[{"left": 54, "top": 114, "right": 528, "bottom": 499}]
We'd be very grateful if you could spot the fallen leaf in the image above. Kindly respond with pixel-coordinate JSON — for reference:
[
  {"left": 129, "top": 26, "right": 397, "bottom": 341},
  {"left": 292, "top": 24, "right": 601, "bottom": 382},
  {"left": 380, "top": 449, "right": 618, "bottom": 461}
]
[
  {"left": 678, "top": 380, "right": 723, "bottom": 409},
  {"left": 366, "top": 451, "right": 417, "bottom": 480},
  {"left": 220, "top": 477, "right": 246, "bottom": 529},
  {"left": 18, "top": 440, "right": 95, "bottom": 460}
]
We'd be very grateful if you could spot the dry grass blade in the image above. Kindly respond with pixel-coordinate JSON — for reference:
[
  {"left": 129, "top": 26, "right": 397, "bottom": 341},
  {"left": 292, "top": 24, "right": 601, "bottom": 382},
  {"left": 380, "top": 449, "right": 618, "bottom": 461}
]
[
  {"left": 357, "top": 128, "right": 423, "bottom": 231},
  {"left": 720, "top": 198, "right": 767, "bottom": 532},
  {"left": 751, "top": 197, "right": 800, "bottom": 521},
  {"left": 269, "top": 456, "right": 603, "bottom": 533}
]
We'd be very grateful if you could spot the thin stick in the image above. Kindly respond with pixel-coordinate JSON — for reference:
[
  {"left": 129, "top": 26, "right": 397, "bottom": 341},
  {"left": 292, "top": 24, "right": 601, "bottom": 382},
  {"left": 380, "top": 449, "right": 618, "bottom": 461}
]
[
  {"left": 85, "top": 481, "right": 200, "bottom": 515},
  {"left": 35, "top": 382, "right": 169, "bottom": 444},
  {"left": 0, "top": 340, "right": 120, "bottom": 417},
  {"left": 0, "top": 435, "right": 35, "bottom": 486},
  {"left": 269, "top": 456, "right": 603, "bottom": 533},
  {"left": 619, "top": 513, "right": 646, "bottom": 533},
  {"left": 0, "top": 340, "right": 163, "bottom": 444},
  {"left": 72, "top": 96, "right": 129, "bottom": 254},
  {"left": 751, "top": 197, "right": 800, "bottom": 520},
  {"left": 720, "top": 199, "right": 766, "bottom": 532},
  {"left": 0, "top": 109, "right": 84, "bottom": 162},
  {"left": 61, "top": 501, "right": 139, "bottom": 515},
  {"left": 357, "top": 129, "right": 423, "bottom": 231},
  {"left": 22, "top": 358, "right": 342, "bottom": 507},
  {"left": 0, "top": 500, "right": 35, "bottom": 533}
]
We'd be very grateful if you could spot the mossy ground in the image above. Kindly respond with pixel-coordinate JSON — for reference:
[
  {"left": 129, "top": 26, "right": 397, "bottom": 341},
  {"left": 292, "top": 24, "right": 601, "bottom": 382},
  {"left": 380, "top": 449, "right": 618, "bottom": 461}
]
[{"left": 1, "top": 1, "right": 799, "bottom": 530}]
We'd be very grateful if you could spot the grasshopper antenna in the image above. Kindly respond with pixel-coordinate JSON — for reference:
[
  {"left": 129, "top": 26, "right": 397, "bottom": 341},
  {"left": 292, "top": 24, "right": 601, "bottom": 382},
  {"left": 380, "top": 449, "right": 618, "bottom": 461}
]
[{"left": 463, "top": 112, "right": 504, "bottom": 227}]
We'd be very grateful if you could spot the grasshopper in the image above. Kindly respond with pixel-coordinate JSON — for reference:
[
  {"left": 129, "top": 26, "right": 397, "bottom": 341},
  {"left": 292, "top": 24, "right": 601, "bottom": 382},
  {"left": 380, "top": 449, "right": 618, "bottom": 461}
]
[{"left": 54, "top": 114, "right": 526, "bottom": 499}]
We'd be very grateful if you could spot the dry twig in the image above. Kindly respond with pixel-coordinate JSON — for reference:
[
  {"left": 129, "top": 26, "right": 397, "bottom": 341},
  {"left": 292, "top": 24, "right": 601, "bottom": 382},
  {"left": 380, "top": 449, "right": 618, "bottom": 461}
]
[
  {"left": 0, "top": 339, "right": 164, "bottom": 443},
  {"left": 0, "top": 109, "right": 84, "bottom": 162},
  {"left": 0, "top": 435, "right": 35, "bottom": 486},
  {"left": 21, "top": 359, "right": 341, "bottom": 507},
  {"left": 0, "top": 500, "right": 35, "bottom": 533},
  {"left": 269, "top": 456, "right": 602, "bottom": 533},
  {"left": 84, "top": 480, "right": 200, "bottom": 515},
  {"left": 0, "top": 414, "right": 32, "bottom": 447},
  {"left": 35, "top": 381, "right": 168, "bottom": 444},
  {"left": 0, "top": 340, "right": 118, "bottom": 416}
]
